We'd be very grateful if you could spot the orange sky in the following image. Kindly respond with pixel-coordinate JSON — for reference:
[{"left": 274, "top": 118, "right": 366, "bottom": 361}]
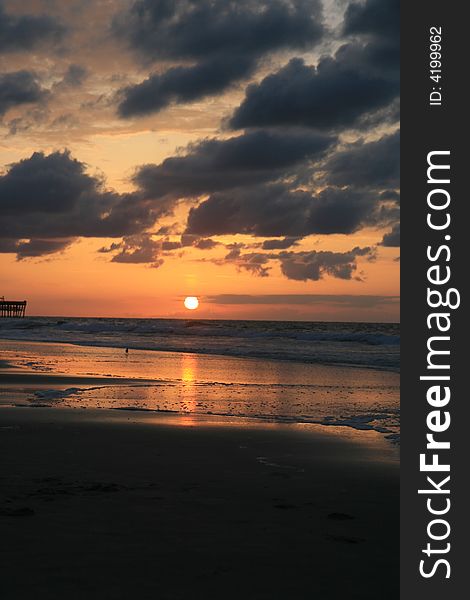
[{"left": 0, "top": 0, "right": 399, "bottom": 321}]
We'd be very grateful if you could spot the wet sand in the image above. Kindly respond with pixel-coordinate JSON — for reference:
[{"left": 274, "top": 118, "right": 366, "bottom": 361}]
[
  {"left": 0, "top": 406, "right": 399, "bottom": 600},
  {"left": 0, "top": 340, "right": 400, "bottom": 439}
]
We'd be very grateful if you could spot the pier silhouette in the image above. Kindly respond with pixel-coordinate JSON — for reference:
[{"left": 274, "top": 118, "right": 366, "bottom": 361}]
[{"left": 0, "top": 297, "right": 27, "bottom": 318}]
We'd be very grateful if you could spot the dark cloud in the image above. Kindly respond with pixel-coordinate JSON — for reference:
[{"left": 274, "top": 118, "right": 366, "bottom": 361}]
[
  {"left": 0, "top": 150, "right": 177, "bottom": 259},
  {"left": 343, "top": 0, "right": 399, "bottom": 42},
  {"left": 261, "top": 237, "right": 301, "bottom": 250},
  {"left": 115, "top": 0, "right": 323, "bottom": 61},
  {"left": 109, "top": 235, "right": 164, "bottom": 266},
  {"left": 194, "top": 238, "right": 220, "bottom": 250},
  {"left": 0, "top": 142, "right": 258, "bottom": 264},
  {"left": 217, "top": 247, "right": 271, "bottom": 278},
  {"left": 61, "top": 64, "right": 88, "bottom": 88},
  {"left": 380, "top": 224, "right": 400, "bottom": 247},
  {"left": 180, "top": 233, "right": 199, "bottom": 247},
  {"left": 355, "top": 97, "right": 400, "bottom": 131},
  {"left": 230, "top": 0, "right": 399, "bottom": 132},
  {"left": 118, "top": 55, "right": 253, "bottom": 117},
  {"left": 99, "top": 232, "right": 223, "bottom": 266},
  {"left": 161, "top": 240, "right": 181, "bottom": 251},
  {"left": 179, "top": 233, "right": 219, "bottom": 249},
  {"left": 206, "top": 294, "right": 399, "bottom": 308},
  {"left": 0, "top": 237, "right": 74, "bottom": 259},
  {"left": 114, "top": 0, "right": 324, "bottom": 115},
  {"left": 103, "top": 233, "right": 188, "bottom": 266},
  {"left": 0, "top": 0, "right": 399, "bottom": 291},
  {"left": 0, "top": 238, "right": 21, "bottom": 253},
  {"left": 0, "top": 71, "right": 46, "bottom": 117},
  {"left": 15, "top": 238, "right": 75, "bottom": 260},
  {"left": 97, "top": 242, "right": 122, "bottom": 254},
  {"left": 229, "top": 43, "right": 398, "bottom": 131},
  {"left": 324, "top": 130, "right": 399, "bottom": 189},
  {"left": 278, "top": 247, "right": 374, "bottom": 281},
  {"left": 237, "top": 254, "right": 271, "bottom": 277},
  {"left": 155, "top": 224, "right": 180, "bottom": 236},
  {"left": 380, "top": 190, "right": 400, "bottom": 203},
  {"left": 186, "top": 183, "right": 395, "bottom": 238},
  {"left": 211, "top": 245, "right": 375, "bottom": 281},
  {"left": 0, "top": 1, "right": 64, "bottom": 53},
  {"left": 134, "top": 129, "right": 334, "bottom": 199},
  {"left": 342, "top": 0, "right": 399, "bottom": 81}
]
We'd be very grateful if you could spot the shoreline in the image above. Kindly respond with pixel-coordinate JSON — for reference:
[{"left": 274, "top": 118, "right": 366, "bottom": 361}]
[
  {"left": 0, "top": 334, "right": 400, "bottom": 373},
  {"left": 0, "top": 338, "right": 400, "bottom": 441},
  {"left": 0, "top": 316, "right": 400, "bottom": 373},
  {"left": 1, "top": 400, "right": 401, "bottom": 444},
  {"left": 0, "top": 403, "right": 399, "bottom": 455},
  {"left": 0, "top": 406, "right": 399, "bottom": 599},
  {"left": 0, "top": 366, "right": 400, "bottom": 441}
]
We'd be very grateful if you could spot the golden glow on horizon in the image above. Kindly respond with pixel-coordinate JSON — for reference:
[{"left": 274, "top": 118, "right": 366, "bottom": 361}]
[{"left": 184, "top": 296, "right": 199, "bottom": 310}]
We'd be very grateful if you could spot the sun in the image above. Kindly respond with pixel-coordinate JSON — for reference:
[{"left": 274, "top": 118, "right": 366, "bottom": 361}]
[{"left": 184, "top": 296, "right": 199, "bottom": 310}]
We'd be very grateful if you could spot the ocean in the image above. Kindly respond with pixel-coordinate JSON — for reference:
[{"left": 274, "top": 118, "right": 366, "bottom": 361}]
[
  {"left": 0, "top": 318, "right": 400, "bottom": 440},
  {"left": 0, "top": 317, "right": 399, "bottom": 370}
]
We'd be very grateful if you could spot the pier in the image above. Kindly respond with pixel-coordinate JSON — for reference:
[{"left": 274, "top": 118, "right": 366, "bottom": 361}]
[{"left": 0, "top": 298, "right": 27, "bottom": 318}]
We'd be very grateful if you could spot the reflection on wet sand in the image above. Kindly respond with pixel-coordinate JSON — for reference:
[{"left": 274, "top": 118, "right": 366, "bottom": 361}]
[{"left": 0, "top": 339, "right": 400, "bottom": 440}]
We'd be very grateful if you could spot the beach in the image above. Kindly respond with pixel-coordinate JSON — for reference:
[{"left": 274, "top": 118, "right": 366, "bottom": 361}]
[
  {"left": 0, "top": 0, "right": 402, "bottom": 592},
  {"left": 1, "top": 407, "right": 398, "bottom": 600},
  {"left": 0, "top": 326, "right": 399, "bottom": 599}
]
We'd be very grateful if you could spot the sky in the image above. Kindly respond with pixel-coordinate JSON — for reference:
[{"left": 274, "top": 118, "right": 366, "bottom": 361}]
[{"left": 0, "top": 0, "right": 399, "bottom": 321}]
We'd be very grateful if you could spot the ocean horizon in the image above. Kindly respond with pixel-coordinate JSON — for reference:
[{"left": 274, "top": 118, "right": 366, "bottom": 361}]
[{"left": 0, "top": 316, "right": 400, "bottom": 372}]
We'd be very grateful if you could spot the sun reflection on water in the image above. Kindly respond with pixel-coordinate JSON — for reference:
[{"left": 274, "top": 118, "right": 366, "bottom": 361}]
[
  {"left": 181, "top": 354, "right": 197, "bottom": 384},
  {"left": 180, "top": 354, "right": 198, "bottom": 417}
]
